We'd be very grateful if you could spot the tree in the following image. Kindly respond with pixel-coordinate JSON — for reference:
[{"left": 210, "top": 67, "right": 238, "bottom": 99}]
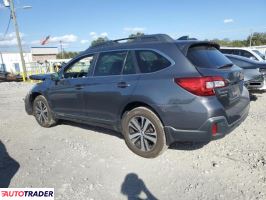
[
  {"left": 247, "top": 32, "right": 266, "bottom": 46},
  {"left": 207, "top": 32, "right": 266, "bottom": 47},
  {"left": 90, "top": 37, "right": 109, "bottom": 47},
  {"left": 128, "top": 32, "right": 144, "bottom": 38}
]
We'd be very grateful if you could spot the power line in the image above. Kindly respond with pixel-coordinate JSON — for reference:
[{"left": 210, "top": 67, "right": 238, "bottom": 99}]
[{"left": 3, "top": 14, "right": 12, "bottom": 38}]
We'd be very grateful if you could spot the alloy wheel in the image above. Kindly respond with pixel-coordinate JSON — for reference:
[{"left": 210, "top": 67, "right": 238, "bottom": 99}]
[
  {"left": 35, "top": 101, "right": 48, "bottom": 125},
  {"left": 128, "top": 116, "right": 157, "bottom": 152}
]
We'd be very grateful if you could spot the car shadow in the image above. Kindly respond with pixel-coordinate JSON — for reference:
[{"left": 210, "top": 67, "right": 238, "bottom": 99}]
[
  {"left": 169, "top": 141, "right": 208, "bottom": 151},
  {"left": 59, "top": 120, "right": 208, "bottom": 151},
  {"left": 249, "top": 89, "right": 265, "bottom": 101},
  {"left": 0, "top": 140, "right": 20, "bottom": 188},
  {"left": 59, "top": 120, "right": 124, "bottom": 139},
  {"left": 249, "top": 93, "right": 258, "bottom": 101},
  {"left": 249, "top": 89, "right": 265, "bottom": 94},
  {"left": 121, "top": 173, "right": 158, "bottom": 200}
]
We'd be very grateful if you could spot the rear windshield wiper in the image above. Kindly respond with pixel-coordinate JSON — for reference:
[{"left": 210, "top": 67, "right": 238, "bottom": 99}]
[{"left": 218, "top": 63, "right": 233, "bottom": 69}]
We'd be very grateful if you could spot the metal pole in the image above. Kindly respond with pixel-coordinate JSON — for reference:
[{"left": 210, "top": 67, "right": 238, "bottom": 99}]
[
  {"left": 0, "top": 51, "right": 5, "bottom": 72},
  {"left": 9, "top": 0, "right": 27, "bottom": 81},
  {"left": 60, "top": 40, "right": 63, "bottom": 59},
  {"left": 0, "top": 52, "right": 4, "bottom": 65},
  {"left": 249, "top": 30, "right": 253, "bottom": 47}
]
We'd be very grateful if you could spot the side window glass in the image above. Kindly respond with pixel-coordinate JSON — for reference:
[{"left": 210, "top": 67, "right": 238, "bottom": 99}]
[
  {"left": 94, "top": 51, "right": 127, "bottom": 76},
  {"left": 241, "top": 50, "right": 258, "bottom": 60},
  {"left": 232, "top": 50, "right": 239, "bottom": 56},
  {"left": 122, "top": 51, "right": 136, "bottom": 75},
  {"left": 220, "top": 49, "right": 231, "bottom": 54},
  {"left": 135, "top": 50, "right": 171, "bottom": 73},
  {"left": 64, "top": 55, "right": 94, "bottom": 79}
]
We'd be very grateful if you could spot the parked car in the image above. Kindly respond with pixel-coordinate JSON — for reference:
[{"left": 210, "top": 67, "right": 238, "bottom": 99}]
[
  {"left": 0, "top": 71, "right": 23, "bottom": 82},
  {"left": 220, "top": 47, "right": 266, "bottom": 62},
  {"left": 25, "top": 34, "right": 250, "bottom": 158},
  {"left": 225, "top": 54, "right": 266, "bottom": 90}
]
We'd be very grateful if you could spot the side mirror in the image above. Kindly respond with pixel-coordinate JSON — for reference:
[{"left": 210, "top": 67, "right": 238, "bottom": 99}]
[{"left": 51, "top": 73, "right": 60, "bottom": 81}]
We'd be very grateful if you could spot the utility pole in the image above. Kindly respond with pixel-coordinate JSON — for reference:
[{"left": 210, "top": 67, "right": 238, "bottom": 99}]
[
  {"left": 60, "top": 40, "right": 64, "bottom": 59},
  {"left": 9, "top": 0, "right": 27, "bottom": 81},
  {"left": 0, "top": 51, "right": 5, "bottom": 72},
  {"left": 249, "top": 29, "right": 253, "bottom": 47},
  {"left": 0, "top": 52, "right": 4, "bottom": 65}
]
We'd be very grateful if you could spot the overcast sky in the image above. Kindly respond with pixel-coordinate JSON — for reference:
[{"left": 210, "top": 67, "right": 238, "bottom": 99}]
[{"left": 0, "top": 0, "right": 266, "bottom": 52}]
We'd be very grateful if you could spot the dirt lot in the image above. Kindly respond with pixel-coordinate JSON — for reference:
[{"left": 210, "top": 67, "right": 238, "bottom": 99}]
[{"left": 0, "top": 82, "right": 266, "bottom": 200}]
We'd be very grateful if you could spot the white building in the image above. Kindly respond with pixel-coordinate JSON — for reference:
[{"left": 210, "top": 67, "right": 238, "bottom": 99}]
[
  {"left": 31, "top": 47, "right": 59, "bottom": 62},
  {"left": 0, "top": 47, "right": 59, "bottom": 74},
  {"left": 0, "top": 52, "right": 32, "bottom": 73}
]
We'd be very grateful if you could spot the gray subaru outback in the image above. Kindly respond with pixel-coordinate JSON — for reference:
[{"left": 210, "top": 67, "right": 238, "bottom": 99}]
[{"left": 25, "top": 34, "right": 250, "bottom": 158}]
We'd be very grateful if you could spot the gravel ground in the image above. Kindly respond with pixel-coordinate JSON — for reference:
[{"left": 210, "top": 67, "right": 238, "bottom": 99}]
[{"left": 0, "top": 82, "right": 266, "bottom": 200}]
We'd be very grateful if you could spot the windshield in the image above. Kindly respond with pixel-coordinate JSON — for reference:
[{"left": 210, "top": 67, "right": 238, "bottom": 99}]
[
  {"left": 187, "top": 45, "right": 232, "bottom": 68},
  {"left": 252, "top": 50, "right": 265, "bottom": 60}
]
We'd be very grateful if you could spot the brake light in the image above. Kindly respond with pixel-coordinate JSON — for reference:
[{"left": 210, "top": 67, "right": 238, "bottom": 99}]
[
  {"left": 174, "top": 76, "right": 226, "bottom": 96},
  {"left": 212, "top": 123, "right": 218, "bottom": 136}
]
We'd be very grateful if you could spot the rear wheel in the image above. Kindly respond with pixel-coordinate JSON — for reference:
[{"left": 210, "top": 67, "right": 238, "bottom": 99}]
[
  {"left": 122, "top": 107, "right": 168, "bottom": 158},
  {"left": 33, "top": 95, "right": 57, "bottom": 127}
]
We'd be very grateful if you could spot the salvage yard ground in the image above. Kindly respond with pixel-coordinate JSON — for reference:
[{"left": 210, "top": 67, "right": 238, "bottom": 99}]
[{"left": 0, "top": 82, "right": 266, "bottom": 200}]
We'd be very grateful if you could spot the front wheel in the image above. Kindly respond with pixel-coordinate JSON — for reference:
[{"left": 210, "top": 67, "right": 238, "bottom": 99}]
[
  {"left": 122, "top": 107, "right": 168, "bottom": 158},
  {"left": 33, "top": 95, "right": 57, "bottom": 128}
]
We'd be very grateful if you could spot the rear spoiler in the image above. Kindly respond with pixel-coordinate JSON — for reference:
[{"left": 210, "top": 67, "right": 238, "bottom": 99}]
[{"left": 176, "top": 41, "right": 220, "bottom": 56}]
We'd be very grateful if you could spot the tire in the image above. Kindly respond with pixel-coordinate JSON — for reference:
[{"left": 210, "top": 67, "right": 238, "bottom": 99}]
[
  {"left": 33, "top": 95, "right": 57, "bottom": 128},
  {"left": 122, "top": 107, "right": 168, "bottom": 158}
]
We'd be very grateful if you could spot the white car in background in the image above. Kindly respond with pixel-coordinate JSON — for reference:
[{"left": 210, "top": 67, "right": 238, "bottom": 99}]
[{"left": 220, "top": 47, "right": 266, "bottom": 62}]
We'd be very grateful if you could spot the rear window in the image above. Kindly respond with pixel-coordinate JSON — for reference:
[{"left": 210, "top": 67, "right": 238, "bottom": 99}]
[{"left": 187, "top": 46, "right": 232, "bottom": 68}]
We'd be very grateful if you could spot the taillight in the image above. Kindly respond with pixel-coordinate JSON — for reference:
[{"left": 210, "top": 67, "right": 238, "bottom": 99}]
[
  {"left": 212, "top": 123, "right": 218, "bottom": 136},
  {"left": 174, "top": 76, "right": 227, "bottom": 96}
]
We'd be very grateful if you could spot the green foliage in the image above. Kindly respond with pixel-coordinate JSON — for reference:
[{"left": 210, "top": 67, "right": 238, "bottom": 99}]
[
  {"left": 127, "top": 32, "right": 145, "bottom": 42},
  {"left": 208, "top": 32, "right": 266, "bottom": 47},
  {"left": 128, "top": 32, "right": 145, "bottom": 38},
  {"left": 247, "top": 32, "right": 266, "bottom": 46},
  {"left": 56, "top": 51, "right": 79, "bottom": 59},
  {"left": 90, "top": 37, "right": 109, "bottom": 47}
]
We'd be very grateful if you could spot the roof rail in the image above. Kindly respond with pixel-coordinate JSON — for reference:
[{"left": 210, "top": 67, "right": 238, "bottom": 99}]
[
  {"left": 177, "top": 36, "right": 198, "bottom": 40},
  {"left": 89, "top": 34, "right": 174, "bottom": 49}
]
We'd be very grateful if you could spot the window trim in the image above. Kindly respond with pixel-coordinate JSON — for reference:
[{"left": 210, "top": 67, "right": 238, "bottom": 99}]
[
  {"left": 121, "top": 51, "right": 139, "bottom": 75},
  {"left": 91, "top": 48, "right": 175, "bottom": 77}
]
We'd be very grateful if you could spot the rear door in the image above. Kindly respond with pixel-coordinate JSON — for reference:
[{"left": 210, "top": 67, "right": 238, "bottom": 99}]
[
  {"left": 186, "top": 45, "right": 244, "bottom": 107},
  {"left": 84, "top": 50, "right": 140, "bottom": 125}
]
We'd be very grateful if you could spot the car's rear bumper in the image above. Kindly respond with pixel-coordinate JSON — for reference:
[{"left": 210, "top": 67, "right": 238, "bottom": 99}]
[
  {"left": 164, "top": 102, "right": 249, "bottom": 145},
  {"left": 246, "top": 75, "right": 266, "bottom": 90}
]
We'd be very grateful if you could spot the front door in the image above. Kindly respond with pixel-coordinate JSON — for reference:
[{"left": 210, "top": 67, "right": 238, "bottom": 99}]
[{"left": 48, "top": 54, "right": 95, "bottom": 118}]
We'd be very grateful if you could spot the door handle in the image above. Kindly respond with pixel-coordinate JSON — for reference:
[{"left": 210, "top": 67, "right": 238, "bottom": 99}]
[
  {"left": 75, "top": 84, "right": 84, "bottom": 90},
  {"left": 117, "top": 82, "right": 130, "bottom": 88}
]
